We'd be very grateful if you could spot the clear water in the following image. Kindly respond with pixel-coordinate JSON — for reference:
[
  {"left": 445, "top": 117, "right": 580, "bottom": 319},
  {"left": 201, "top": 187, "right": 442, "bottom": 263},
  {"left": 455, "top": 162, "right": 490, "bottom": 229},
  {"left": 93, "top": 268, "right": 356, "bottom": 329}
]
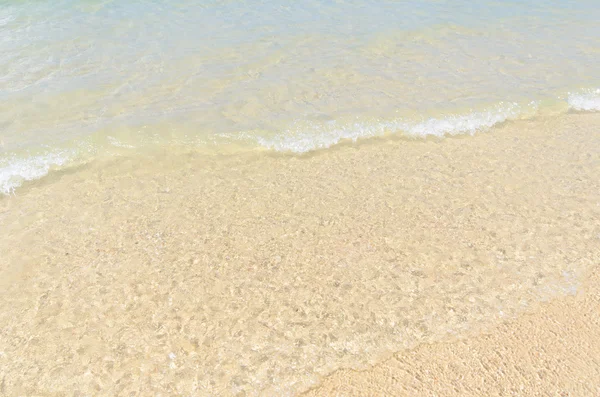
[
  {"left": 2, "top": 3, "right": 600, "bottom": 396},
  {"left": 2, "top": 0, "right": 600, "bottom": 193}
]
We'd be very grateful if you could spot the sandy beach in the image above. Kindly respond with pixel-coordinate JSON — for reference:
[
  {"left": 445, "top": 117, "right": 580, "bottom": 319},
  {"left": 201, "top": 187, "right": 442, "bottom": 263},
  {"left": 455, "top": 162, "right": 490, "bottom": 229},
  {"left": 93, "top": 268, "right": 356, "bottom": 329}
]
[
  {"left": 305, "top": 268, "right": 600, "bottom": 396},
  {"left": 1, "top": 112, "right": 599, "bottom": 395},
  {"left": 2, "top": 2, "right": 600, "bottom": 395}
]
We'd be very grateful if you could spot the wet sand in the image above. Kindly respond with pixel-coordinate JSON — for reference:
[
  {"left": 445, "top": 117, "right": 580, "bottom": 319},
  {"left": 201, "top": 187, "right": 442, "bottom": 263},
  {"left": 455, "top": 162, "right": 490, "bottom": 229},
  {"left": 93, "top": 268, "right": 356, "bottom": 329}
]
[
  {"left": 305, "top": 268, "right": 600, "bottom": 396},
  {"left": 1, "top": 113, "right": 599, "bottom": 395}
]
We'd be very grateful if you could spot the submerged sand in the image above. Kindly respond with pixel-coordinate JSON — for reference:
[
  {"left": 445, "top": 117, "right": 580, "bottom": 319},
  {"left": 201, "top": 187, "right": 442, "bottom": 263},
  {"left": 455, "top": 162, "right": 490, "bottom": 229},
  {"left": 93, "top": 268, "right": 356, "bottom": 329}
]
[{"left": 1, "top": 113, "right": 599, "bottom": 396}]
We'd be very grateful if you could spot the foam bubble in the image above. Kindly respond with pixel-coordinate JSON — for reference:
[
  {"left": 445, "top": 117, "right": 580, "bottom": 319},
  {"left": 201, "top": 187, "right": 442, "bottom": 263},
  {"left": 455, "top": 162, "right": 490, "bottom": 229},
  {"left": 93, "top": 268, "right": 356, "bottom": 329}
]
[
  {"left": 0, "top": 151, "right": 71, "bottom": 195},
  {"left": 406, "top": 102, "right": 523, "bottom": 137},
  {"left": 256, "top": 119, "right": 406, "bottom": 154},
  {"left": 257, "top": 102, "right": 526, "bottom": 153},
  {"left": 568, "top": 89, "right": 600, "bottom": 111}
]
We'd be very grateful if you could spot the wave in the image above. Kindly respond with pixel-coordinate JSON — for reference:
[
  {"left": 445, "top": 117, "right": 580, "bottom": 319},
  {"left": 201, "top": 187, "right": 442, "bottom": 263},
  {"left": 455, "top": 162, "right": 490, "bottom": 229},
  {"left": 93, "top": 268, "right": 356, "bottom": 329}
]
[
  {"left": 256, "top": 102, "right": 529, "bottom": 153},
  {"left": 568, "top": 89, "right": 600, "bottom": 111},
  {"left": 405, "top": 102, "right": 527, "bottom": 137},
  {"left": 256, "top": 88, "right": 599, "bottom": 154},
  {"left": 1, "top": 90, "right": 599, "bottom": 196},
  {"left": 0, "top": 151, "right": 73, "bottom": 195}
]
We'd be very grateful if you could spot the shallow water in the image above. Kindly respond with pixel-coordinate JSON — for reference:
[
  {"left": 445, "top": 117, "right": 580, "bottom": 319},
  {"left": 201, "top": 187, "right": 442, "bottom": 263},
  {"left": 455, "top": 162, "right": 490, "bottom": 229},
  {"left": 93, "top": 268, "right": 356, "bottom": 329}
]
[
  {"left": 2, "top": 2, "right": 600, "bottom": 396},
  {"left": 1, "top": 113, "right": 600, "bottom": 396},
  {"left": 2, "top": 0, "right": 600, "bottom": 193}
]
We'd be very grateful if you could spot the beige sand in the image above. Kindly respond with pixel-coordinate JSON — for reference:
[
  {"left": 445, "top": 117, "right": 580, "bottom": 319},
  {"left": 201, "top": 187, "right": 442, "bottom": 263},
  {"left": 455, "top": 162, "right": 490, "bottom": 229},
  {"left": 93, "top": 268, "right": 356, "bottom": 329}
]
[
  {"left": 1, "top": 113, "right": 599, "bottom": 396},
  {"left": 305, "top": 269, "right": 600, "bottom": 396}
]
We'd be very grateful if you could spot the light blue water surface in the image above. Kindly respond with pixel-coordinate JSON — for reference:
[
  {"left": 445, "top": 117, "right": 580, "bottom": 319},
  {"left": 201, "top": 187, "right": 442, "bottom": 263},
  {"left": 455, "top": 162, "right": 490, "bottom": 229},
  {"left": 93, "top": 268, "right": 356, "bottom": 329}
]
[{"left": 1, "top": 0, "right": 599, "bottom": 192}]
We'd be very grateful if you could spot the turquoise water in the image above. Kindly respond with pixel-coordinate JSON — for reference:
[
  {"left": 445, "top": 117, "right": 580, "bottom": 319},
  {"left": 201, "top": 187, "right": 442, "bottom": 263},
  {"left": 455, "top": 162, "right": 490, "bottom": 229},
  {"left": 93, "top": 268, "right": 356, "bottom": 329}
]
[{"left": 1, "top": 0, "right": 600, "bottom": 193}]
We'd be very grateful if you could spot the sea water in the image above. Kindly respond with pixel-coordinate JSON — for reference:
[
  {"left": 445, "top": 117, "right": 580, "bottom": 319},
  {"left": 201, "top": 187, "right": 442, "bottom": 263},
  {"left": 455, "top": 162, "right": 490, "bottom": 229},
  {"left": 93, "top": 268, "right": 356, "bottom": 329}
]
[
  {"left": 1, "top": 2, "right": 600, "bottom": 396},
  {"left": 1, "top": 0, "right": 600, "bottom": 194}
]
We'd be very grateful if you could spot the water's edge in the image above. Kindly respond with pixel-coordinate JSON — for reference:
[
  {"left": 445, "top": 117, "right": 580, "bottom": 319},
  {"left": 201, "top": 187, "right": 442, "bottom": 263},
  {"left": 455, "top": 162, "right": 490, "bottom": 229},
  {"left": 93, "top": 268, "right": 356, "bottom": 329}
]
[{"left": 2, "top": 89, "right": 599, "bottom": 196}]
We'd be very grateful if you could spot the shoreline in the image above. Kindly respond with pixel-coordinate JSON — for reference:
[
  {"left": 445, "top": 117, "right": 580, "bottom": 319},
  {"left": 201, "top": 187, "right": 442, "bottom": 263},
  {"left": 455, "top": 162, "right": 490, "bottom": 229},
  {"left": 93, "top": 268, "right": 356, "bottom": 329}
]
[
  {"left": 1, "top": 113, "right": 599, "bottom": 395},
  {"left": 304, "top": 267, "right": 600, "bottom": 396}
]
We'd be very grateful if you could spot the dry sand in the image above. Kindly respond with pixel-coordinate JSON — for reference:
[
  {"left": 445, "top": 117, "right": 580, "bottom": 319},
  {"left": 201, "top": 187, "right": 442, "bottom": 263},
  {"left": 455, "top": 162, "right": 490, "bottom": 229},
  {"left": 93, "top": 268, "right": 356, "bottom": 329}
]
[{"left": 1, "top": 113, "right": 599, "bottom": 396}]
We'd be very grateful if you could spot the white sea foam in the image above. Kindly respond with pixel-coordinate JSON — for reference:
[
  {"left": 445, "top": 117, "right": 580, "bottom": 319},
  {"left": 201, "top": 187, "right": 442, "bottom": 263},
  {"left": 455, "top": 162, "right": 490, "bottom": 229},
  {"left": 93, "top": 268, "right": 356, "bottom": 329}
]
[
  {"left": 0, "top": 151, "right": 71, "bottom": 195},
  {"left": 568, "top": 89, "right": 600, "bottom": 111},
  {"left": 406, "top": 102, "right": 523, "bottom": 137},
  {"left": 257, "top": 102, "right": 526, "bottom": 153},
  {"left": 256, "top": 119, "right": 406, "bottom": 154}
]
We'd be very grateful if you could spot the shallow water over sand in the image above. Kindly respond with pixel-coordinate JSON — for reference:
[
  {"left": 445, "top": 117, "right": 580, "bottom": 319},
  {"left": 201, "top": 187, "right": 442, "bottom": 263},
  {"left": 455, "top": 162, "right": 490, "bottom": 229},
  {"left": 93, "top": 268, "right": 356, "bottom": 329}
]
[
  {"left": 1, "top": 114, "right": 599, "bottom": 395},
  {"left": 2, "top": 1, "right": 600, "bottom": 394},
  {"left": 2, "top": 0, "right": 600, "bottom": 193}
]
